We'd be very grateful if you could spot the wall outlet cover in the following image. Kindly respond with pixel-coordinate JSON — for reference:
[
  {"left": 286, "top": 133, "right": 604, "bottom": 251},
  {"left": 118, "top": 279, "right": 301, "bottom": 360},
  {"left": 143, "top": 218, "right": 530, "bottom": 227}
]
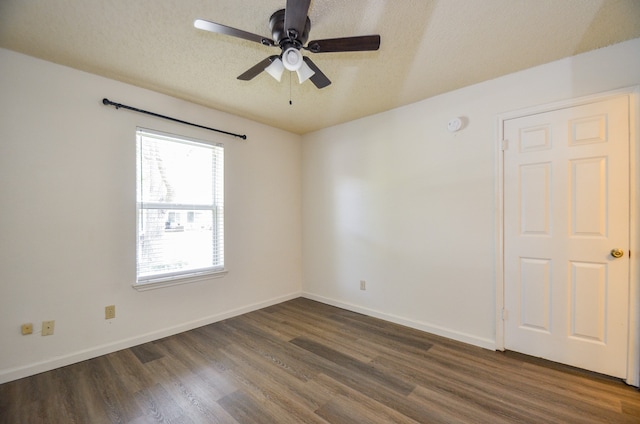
[
  {"left": 105, "top": 305, "right": 116, "bottom": 320},
  {"left": 42, "top": 320, "right": 55, "bottom": 336}
]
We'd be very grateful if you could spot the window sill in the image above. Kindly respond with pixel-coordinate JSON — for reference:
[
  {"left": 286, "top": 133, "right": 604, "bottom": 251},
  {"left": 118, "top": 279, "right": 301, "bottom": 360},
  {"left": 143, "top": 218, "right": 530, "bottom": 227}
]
[{"left": 133, "top": 269, "right": 228, "bottom": 291}]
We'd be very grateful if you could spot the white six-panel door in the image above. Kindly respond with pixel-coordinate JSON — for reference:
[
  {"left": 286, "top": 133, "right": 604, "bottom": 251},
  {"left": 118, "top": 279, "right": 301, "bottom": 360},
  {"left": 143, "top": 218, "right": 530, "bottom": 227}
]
[{"left": 503, "top": 95, "right": 630, "bottom": 378}]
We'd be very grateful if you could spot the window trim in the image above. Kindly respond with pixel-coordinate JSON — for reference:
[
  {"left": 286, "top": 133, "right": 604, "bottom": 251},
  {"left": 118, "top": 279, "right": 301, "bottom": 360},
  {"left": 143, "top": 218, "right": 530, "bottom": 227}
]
[
  {"left": 134, "top": 127, "right": 225, "bottom": 290},
  {"left": 132, "top": 268, "right": 227, "bottom": 291}
]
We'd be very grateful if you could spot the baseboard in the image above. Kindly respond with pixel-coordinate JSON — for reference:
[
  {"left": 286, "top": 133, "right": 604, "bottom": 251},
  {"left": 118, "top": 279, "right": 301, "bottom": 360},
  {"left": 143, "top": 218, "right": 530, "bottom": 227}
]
[
  {"left": 302, "top": 292, "right": 496, "bottom": 351},
  {"left": 2, "top": 290, "right": 496, "bottom": 384},
  {"left": 0, "top": 291, "right": 302, "bottom": 384}
]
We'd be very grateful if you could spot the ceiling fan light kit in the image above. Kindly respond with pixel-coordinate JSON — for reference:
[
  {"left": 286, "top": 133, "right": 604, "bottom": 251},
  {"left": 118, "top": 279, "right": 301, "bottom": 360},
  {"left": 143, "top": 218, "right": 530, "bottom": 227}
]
[
  {"left": 295, "top": 60, "right": 315, "bottom": 84},
  {"left": 194, "top": 0, "right": 381, "bottom": 89},
  {"left": 265, "top": 58, "right": 285, "bottom": 81},
  {"left": 282, "top": 48, "right": 303, "bottom": 71}
]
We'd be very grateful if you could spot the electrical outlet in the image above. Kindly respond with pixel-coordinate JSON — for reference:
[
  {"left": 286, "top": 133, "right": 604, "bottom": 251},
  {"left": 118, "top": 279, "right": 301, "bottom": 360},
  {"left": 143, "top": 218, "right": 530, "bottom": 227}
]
[
  {"left": 360, "top": 280, "right": 366, "bottom": 290},
  {"left": 21, "top": 323, "right": 33, "bottom": 335},
  {"left": 42, "top": 320, "right": 55, "bottom": 336},
  {"left": 105, "top": 305, "right": 116, "bottom": 320}
]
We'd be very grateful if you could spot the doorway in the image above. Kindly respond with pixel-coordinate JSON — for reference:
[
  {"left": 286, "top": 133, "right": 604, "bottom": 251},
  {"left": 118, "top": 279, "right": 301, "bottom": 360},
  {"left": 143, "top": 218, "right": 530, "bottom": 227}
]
[{"left": 496, "top": 89, "right": 639, "bottom": 385}]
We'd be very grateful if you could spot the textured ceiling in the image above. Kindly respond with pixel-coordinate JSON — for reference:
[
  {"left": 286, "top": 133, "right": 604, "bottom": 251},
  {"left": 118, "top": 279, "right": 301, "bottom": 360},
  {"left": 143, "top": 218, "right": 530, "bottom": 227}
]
[{"left": 1, "top": 0, "right": 639, "bottom": 134}]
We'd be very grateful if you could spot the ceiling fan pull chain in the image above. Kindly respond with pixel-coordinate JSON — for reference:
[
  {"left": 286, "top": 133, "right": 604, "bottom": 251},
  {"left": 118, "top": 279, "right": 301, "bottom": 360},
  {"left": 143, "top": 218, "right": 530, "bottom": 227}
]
[{"left": 289, "top": 72, "right": 293, "bottom": 105}]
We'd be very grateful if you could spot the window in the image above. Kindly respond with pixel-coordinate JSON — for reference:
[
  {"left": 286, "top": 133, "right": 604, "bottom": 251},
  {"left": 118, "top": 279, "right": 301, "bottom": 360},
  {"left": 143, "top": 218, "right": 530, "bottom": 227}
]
[{"left": 136, "top": 128, "right": 224, "bottom": 288}]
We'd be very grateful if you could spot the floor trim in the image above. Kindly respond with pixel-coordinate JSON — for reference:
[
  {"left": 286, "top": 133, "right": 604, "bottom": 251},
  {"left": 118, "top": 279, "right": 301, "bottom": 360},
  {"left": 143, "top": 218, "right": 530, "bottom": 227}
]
[
  {"left": 0, "top": 291, "right": 302, "bottom": 384},
  {"left": 302, "top": 292, "right": 496, "bottom": 351}
]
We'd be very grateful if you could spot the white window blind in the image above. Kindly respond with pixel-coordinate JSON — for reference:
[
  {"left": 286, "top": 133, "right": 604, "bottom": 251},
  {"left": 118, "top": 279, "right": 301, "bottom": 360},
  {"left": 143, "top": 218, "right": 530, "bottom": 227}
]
[{"left": 136, "top": 128, "right": 224, "bottom": 285}]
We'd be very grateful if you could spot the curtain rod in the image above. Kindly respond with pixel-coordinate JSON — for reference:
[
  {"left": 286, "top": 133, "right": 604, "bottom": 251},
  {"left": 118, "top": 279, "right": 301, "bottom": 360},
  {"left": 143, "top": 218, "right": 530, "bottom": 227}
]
[{"left": 102, "top": 98, "right": 247, "bottom": 140}]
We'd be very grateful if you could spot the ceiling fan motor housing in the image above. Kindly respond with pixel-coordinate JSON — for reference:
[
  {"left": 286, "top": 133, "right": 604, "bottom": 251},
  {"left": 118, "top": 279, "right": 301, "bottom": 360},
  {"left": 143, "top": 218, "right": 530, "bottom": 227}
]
[
  {"left": 194, "top": 1, "right": 380, "bottom": 89},
  {"left": 269, "top": 9, "right": 310, "bottom": 47}
]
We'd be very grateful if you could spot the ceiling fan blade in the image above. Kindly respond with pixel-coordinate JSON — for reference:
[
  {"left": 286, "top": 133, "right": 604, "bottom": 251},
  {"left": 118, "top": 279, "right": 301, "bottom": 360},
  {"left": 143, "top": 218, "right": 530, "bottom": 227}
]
[
  {"left": 305, "top": 35, "right": 381, "bottom": 53},
  {"left": 303, "top": 57, "right": 331, "bottom": 89},
  {"left": 284, "top": 0, "right": 311, "bottom": 40},
  {"left": 238, "top": 56, "right": 280, "bottom": 81},
  {"left": 194, "top": 19, "right": 274, "bottom": 46}
]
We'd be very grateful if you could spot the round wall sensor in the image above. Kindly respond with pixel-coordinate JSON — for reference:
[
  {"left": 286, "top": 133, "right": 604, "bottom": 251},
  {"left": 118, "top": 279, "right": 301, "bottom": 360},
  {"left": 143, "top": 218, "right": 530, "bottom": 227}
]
[{"left": 447, "top": 117, "right": 463, "bottom": 132}]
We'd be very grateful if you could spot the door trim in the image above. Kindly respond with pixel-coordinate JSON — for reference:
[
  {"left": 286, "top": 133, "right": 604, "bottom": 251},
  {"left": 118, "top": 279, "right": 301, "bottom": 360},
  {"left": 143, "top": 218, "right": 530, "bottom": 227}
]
[{"left": 495, "top": 86, "right": 640, "bottom": 386}]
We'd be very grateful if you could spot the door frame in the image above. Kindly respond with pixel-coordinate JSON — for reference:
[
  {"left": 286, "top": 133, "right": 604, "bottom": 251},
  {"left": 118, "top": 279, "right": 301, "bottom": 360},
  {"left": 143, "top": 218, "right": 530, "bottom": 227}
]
[{"left": 495, "top": 86, "right": 640, "bottom": 386}]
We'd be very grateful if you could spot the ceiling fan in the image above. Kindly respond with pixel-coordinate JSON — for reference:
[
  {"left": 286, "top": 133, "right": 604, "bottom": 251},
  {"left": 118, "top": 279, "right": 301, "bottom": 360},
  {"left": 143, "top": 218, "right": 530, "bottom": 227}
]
[{"left": 194, "top": 0, "right": 381, "bottom": 89}]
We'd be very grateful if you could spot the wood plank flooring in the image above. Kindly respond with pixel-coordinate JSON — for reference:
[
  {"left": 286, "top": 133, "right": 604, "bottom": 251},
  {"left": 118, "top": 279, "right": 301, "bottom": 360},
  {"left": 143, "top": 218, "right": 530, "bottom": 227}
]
[{"left": 1, "top": 298, "right": 639, "bottom": 423}]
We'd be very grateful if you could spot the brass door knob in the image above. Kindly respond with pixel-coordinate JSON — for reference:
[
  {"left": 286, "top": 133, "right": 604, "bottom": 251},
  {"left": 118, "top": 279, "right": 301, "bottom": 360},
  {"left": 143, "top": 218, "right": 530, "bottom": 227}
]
[{"left": 611, "top": 249, "right": 624, "bottom": 258}]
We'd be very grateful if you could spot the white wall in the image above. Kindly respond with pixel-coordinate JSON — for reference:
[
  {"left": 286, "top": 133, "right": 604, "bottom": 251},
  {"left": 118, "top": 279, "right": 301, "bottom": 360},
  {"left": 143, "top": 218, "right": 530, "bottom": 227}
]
[
  {"left": 3, "top": 38, "right": 640, "bottom": 385},
  {"left": 0, "top": 48, "right": 302, "bottom": 383},
  {"left": 301, "top": 38, "right": 640, "bottom": 349}
]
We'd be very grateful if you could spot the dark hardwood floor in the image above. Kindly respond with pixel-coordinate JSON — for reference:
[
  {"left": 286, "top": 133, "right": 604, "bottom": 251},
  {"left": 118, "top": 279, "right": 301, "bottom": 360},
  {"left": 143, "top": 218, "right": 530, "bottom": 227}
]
[{"left": 1, "top": 298, "right": 639, "bottom": 423}]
